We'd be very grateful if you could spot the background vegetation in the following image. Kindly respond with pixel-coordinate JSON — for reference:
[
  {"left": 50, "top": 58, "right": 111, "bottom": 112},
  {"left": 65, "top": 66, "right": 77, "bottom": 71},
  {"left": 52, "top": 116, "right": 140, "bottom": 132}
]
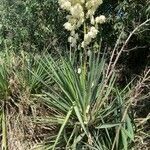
[{"left": 0, "top": 0, "right": 150, "bottom": 149}]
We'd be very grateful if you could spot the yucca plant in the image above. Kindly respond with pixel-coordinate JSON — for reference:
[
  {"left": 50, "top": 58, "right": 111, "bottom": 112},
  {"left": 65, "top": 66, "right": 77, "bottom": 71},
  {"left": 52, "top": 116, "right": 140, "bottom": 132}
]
[{"left": 33, "top": 52, "right": 134, "bottom": 150}]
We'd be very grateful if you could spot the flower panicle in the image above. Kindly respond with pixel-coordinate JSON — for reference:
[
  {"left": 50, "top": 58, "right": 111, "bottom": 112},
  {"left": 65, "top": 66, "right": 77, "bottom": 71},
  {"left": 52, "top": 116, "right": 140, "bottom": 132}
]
[{"left": 58, "top": 0, "right": 106, "bottom": 47}]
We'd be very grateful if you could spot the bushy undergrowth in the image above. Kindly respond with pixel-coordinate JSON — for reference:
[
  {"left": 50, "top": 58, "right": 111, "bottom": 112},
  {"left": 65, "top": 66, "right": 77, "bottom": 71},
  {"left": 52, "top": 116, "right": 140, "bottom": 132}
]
[{"left": 0, "top": 50, "right": 149, "bottom": 150}]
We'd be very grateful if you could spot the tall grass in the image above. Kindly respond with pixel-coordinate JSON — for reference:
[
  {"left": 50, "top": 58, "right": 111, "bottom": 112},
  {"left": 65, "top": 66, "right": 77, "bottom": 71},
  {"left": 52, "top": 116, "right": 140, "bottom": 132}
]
[{"left": 0, "top": 50, "right": 50, "bottom": 149}]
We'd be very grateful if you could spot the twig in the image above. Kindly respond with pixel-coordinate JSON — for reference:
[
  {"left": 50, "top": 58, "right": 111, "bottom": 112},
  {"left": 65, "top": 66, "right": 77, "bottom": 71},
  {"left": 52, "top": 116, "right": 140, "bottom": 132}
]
[
  {"left": 110, "top": 19, "right": 150, "bottom": 150},
  {"left": 123, "top": 46, "right": 147, "bottom": 52},
  {"left": 108, "top": 19, "right": 150, "bottom": 82},
  {"left": 106, "top": 29, "right": 124, "bottom": 77}
]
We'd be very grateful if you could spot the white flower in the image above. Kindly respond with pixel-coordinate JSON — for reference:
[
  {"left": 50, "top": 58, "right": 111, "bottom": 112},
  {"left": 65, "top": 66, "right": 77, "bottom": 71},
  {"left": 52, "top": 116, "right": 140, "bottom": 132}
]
[
  {"left": 86, "top": 9, "right": 95, "bottom": 18},
  {"left": 81, "top": 26, "right": 98, "bottom": 47},
  {"left": 70, "top": 40, "right": 77, "bottom": 47},
  {"left": 71, "top": 30, "right": 75, "bottom": 36},
  {"left": 58, "top": 0, "right": 65, "bottom": 4},
  {"left": 91, "top": 16, "right": 95, "bottom": 25},
  {"left": 85, "top": 34, "right": 92, "bottom": 43},
  {"left": 63, "top": 22, "right": 73, "bottom": 31},
  {"left": 88, "top": 26, "right": 98, "bottom": 38},
  {"left": 77, "top": 68, "right": 81, "bottom": 74},
  {"left": 95, "top": 15, "right": 106, "bottom": 24},
  {"left": 60, "top": 1, "right": 71, "bottom": 11},
  {"left": 76, "top": 18, "right": 84, "bottom": 28},
  {"left": 91, "top": 0, "right": 103, "bottom": 6},
  {"left": 81, "top": 41, "right": 84, "bottom": 48},
  {"left": 68, "top": 17, "right": 77, "bottom": 27},
  {"left": 68, "top": 33, "right": 78, "bottom": 47},
  {"left": 91, "top": 82, "right": 94, "bottom": 87},
  {"left": 70, "top": 3, "right": 83, "bottom": 17},
  {"left": 86, "top": 0, "right": 103, "bottom": 18},
  {"left": 74, "top": 33, "right": 79, "bottom": 39},
  {"left": 70, "top": 4, "right": 84, "bottom": 18},
  {"left": 81, "top": 0, "right": 85, "bottom": 3},
  {"left": 68, "top": 36, "right": 74, "bottom": 43},
  {"left": 86, "top": 1, "right": 92, "bottom": 9},
  {"left": 68, "top": 37, "right": 76, "bottom": 47}
]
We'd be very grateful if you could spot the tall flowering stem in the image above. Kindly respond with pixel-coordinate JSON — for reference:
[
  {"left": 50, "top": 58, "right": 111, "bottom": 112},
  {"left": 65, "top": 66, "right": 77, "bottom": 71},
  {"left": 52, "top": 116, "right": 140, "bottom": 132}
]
[{"left": 58, "top": 0, "right": 106, "bottom": 137}]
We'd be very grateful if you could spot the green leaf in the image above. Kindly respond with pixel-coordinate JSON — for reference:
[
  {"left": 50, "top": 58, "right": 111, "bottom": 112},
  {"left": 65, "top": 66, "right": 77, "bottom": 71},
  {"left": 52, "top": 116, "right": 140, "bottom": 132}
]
[
  {"left": 121, "top": 128, "right": 128, "bottom": 150},
  {"left": 52, "top": 106, "right": 73, "bottom": 150},
  {"left": 74, "top": 105, "right": 88, "bottom": 135},
  {"left": 96, "top": 123, "right": 122, "bottom": 129}
]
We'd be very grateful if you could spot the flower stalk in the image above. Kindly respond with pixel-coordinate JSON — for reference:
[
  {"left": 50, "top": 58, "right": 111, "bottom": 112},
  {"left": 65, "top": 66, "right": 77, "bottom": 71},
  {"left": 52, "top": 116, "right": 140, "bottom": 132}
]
[{"left": 58, "top": 0, "right": 106, "bottom": 74}]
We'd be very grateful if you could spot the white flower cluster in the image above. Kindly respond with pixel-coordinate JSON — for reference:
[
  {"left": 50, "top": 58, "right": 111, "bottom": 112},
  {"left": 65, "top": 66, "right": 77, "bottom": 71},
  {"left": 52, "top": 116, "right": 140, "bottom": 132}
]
[
  {"left": 95, "top": 15, "right": 106, "bottom": 24},
  {"left": 86, "top": 0, "right": 103, "bottom": 18},
  {"left": 82, "top": 26, "right": 98, "bottom": 47},
  {"left": 68, "top": 32, "right": 79, "bottom": 47},
  {"left": 82, "top": 15, "right": 106, "bottom": 47},
  {"left": 58, "top": 0, "right": 106, "bottom": 47}
]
